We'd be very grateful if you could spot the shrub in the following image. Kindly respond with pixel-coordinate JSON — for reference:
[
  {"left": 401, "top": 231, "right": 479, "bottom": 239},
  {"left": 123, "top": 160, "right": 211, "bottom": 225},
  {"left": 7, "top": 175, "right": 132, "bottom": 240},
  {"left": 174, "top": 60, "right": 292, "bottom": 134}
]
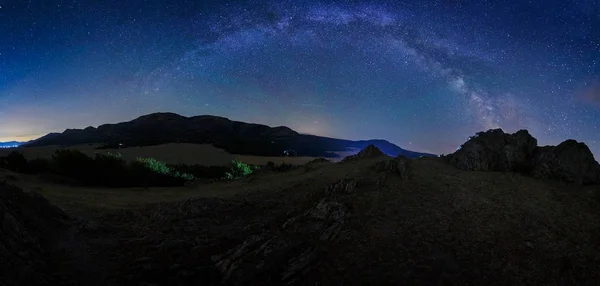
[
  {"left": 52, "top": 149, "right": 95, "bottom": 180},
  {"left": 168, "top": 164, "right": 228, "bottom": 180},
  {"left": 93, "top": 153, "right": 132, "bottom": 186},
  {"left": 133, "top": 157, "right": 195, "bottom": 185},
  {"left": 3, "top": 151, "right": 28, "bottom": 172},
  {"left": 224, "top": 159, "right": 258, "bottom": 180},
  {"left": 27, "top": 158, "right": 51, "bottom": 174},
  {"left": 136, "top": 158, "right": 172, "bottom": 175}
]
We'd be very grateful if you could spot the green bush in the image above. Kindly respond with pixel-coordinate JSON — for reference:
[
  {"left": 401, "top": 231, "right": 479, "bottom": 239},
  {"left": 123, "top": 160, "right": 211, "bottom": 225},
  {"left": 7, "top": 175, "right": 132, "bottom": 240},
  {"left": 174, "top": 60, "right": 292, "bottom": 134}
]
[
  {"left": 168, "top": 164, "right": 229, "bottom": 180},
  {"left": 136, "top": 158, "right": 172, "bottom": 175},
  {"left": 133, "top": 157, "right": 195, "bottom": 185},
  {"left": 224, "top": 159, "right": 258, "bottom": 180}
]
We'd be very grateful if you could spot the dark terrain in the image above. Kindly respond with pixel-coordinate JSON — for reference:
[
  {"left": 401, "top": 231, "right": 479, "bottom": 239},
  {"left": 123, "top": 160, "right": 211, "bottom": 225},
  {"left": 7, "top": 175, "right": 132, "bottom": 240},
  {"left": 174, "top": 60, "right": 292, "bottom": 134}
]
[
  {"left": 2, "top": 129, "right": 600, "bottom": 285},
  {"left": 24, "top": 112, "right": 435, "bottom": 158}
]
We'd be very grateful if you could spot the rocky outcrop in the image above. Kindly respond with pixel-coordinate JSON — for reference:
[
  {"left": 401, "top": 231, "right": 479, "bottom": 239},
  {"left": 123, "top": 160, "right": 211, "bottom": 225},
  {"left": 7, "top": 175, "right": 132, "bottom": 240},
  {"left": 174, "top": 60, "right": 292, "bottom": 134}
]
[
  {"left": 212, "top": 198, "right": 348, "bottom": 285},
  {"left": 532, "top": 140, "right": 600, "bottom": 184},
  {"left": 448, "top": 129, "right": 537, "bottom": 172},
  {"left": 342, "top": 144, "right": 386, "bottom": 162},
  {"left": 325, "top": 179, "right": 357, "bottom": 195},
  {"left": 0, "top": 181, "right": 70, "bottom": 286},
  {"left": 448, "top": 129, "right": 600, "bottom": 184},
  {"left": 374, "top": 156, "right": 410, "bottom": 179}
]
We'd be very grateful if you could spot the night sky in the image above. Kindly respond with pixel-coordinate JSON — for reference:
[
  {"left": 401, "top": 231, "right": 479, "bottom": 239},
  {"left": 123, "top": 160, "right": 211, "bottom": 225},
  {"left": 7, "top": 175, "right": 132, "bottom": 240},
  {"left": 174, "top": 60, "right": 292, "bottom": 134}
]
[{"left": 1, "top": 0, "right": 599, "bottom": 156}]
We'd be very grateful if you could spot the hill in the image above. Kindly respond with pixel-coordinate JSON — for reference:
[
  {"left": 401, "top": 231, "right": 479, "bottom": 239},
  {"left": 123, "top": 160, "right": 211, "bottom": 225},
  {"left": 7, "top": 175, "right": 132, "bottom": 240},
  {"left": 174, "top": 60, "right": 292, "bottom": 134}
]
[
  {"left": 1, "top": 137, "right": 600, "bottom": 285},
  {"left": 24, "top": 112, "right": 435, "bottom": 158}
]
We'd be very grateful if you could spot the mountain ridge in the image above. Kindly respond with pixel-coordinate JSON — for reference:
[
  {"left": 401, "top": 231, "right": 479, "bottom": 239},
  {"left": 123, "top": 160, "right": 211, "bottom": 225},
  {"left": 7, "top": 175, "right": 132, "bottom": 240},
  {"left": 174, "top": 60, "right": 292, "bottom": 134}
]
[{"left": 24, "top": 112, "right": 436, "bottom": 158}]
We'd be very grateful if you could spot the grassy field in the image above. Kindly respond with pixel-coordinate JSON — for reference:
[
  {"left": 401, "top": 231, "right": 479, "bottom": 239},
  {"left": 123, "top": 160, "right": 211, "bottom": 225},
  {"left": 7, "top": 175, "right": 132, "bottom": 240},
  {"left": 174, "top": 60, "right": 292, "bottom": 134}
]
[{"left": 0, "top": 143, "right": 333, "bottom": 166}]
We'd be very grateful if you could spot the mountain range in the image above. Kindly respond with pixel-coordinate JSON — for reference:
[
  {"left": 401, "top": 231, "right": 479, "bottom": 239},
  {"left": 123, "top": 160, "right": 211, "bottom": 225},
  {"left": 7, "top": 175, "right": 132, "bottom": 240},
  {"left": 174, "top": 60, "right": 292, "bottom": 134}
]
[{"left": 24, "top": 112, "right": 435, "bottom": 158}]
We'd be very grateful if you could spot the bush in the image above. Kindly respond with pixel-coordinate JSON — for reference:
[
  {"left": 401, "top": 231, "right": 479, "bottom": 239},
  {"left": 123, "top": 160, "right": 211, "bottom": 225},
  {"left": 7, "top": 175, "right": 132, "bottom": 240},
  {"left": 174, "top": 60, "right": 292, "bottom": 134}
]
[
  {"left": 27, "top": 158, "right": 51, "bottom": 174},
  {"left": 132, "top": 158, "right": 195, "bottom": 186},
  {"left": 136, "top": 158, "right": 172, "bottom": 175},
  {"left": 224, "top": 159, "right": 258, "bottom": 180},
  {"left": 3, "top": 151, "right": 28, "bottom": 172},
  {"left": 93, "top": 153, "right": 132, "bottom": 186},
  {"left": 168, "top": 164, "right": 229, "bottom": 180},
  {"left": 52, "top": 149, "right": 95, "bottom": 180}
]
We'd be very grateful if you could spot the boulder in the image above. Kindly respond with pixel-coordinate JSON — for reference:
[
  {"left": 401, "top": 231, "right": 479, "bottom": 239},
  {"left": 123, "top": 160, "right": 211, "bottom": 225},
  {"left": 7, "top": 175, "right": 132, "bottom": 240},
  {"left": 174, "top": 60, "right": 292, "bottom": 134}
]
[
  {"left": 532, "top": 140, "right": 600, "bottom": 184},
  {"left": 373, "top": 156, "right": 410, "bottom": 179},
  {"left": 448, "top": 129, "right": 537, "bottom": 172},
  {"left": 342, "top": 144, "right": 386, "bottom": 162}
]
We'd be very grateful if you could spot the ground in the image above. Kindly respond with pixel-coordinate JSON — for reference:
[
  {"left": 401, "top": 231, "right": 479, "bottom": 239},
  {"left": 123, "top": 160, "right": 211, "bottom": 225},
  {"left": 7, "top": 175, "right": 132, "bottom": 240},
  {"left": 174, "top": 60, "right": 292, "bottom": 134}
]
[{"left": 1, "top": 155, "right": 600, "bottom": 285}]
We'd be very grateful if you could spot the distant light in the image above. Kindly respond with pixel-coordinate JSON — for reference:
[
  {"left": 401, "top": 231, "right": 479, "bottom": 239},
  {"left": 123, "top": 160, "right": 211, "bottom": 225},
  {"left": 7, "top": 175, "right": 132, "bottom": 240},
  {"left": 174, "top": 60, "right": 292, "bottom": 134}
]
[{"left": 0, "top": 145, "right": 19, "bottom": 149}]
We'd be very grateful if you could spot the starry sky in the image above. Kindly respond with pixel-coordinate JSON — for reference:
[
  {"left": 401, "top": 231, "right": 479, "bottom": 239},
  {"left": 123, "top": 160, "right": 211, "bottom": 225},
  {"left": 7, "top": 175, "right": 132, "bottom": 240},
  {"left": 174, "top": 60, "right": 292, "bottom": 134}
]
[{"left": 1, "top": 0, "right": 599, "bottom": 156}]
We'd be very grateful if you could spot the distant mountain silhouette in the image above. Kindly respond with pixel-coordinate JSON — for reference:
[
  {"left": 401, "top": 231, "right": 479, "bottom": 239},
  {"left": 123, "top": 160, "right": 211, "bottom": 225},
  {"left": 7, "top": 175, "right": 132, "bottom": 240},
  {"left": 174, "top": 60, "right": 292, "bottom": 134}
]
[{"left": 24, "top": 112, "right": 436, "bottom": 158}]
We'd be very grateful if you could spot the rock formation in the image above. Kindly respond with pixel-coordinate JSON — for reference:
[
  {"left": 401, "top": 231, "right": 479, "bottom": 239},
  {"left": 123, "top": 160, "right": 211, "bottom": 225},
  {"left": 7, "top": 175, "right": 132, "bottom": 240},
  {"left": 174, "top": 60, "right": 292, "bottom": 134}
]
[
  {"left": 448, "top": 129, "right": 537, "bottom": 172},
  {"left": 532, "top": 140, "right": 600, "bottom": 184},
  {"left": 448, "top": 129, "right": 600, "bottom": 184}
]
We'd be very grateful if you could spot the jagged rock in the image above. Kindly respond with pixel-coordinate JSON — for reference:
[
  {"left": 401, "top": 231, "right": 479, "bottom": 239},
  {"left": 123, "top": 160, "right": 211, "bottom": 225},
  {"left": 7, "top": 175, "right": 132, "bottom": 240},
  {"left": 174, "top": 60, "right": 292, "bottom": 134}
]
[
  {"left": 325, "top": 179, "right": 357, "bottom": 195},
  {"left": 213, "top": 199, "right": 348, "bottom": 285},
  {"left": 532, "top": 140, "right": 600, "bottom": 184},
  {"left": 448, "top": 129, "right": 537, "bottom": 172},
  {"left": 374, "top": 156, "right": 410, "bottom": 179},
  {"left": 342, "top": 144, "right": 386, "bottom": 162},
  {"left": 0, "top": 181, "right": 69, "bottom": 286},
  {"left": 305, "top": 199, "right": 348, "bottom": 241}
]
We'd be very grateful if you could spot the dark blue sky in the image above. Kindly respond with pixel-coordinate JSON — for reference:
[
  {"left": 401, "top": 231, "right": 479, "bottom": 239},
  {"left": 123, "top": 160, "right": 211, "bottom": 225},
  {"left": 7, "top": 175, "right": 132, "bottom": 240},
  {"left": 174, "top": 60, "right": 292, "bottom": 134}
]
[{"left": 1, "top": 0, "right": 599, "bottom": 155}]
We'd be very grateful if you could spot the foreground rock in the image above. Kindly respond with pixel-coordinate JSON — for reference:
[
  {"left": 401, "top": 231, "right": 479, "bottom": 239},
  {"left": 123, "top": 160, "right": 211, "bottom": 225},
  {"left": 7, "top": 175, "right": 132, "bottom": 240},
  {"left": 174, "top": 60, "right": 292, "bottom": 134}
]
[
  {"left": 0, "top": 181, "right": 70, "bottom": 286},
  {"left": 448, "top": 129, "right": 600, "bottom": 184}
]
